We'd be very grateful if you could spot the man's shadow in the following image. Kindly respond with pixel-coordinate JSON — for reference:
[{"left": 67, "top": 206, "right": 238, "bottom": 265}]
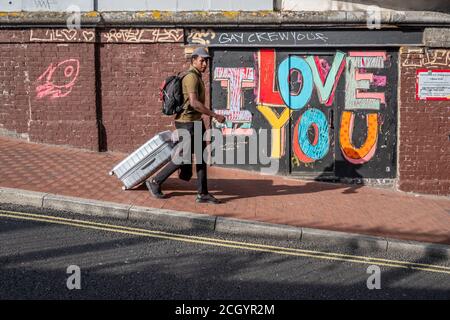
[{"left": 142, "top": 161, "right": 366, "bottom": 202}]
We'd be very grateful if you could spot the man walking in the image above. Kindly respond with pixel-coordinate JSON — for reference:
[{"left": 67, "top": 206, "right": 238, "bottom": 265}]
[{"left": 146, "top": 47, "right": 226, "bottom": 204}]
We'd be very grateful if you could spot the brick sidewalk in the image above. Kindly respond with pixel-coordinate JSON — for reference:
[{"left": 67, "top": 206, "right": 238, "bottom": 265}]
[{"left": 0, "top": 136, "right": 449, "bottom": 244}]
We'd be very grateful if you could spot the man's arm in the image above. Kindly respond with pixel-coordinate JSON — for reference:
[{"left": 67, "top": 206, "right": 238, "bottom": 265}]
[{"left": 189, "top": 92, "right": 226, "bottom": 123}]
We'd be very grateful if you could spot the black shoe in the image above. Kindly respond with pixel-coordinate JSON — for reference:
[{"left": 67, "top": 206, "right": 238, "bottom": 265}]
[
  {"left": 196, "top": 193, "right": 222, "bottom": 204},
  {"left": 146, "top": 179, "right": 165, "bottom": 199}
]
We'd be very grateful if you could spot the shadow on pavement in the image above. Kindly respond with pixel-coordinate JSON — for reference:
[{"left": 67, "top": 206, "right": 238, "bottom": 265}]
[{"left": 161, "top": 178, "right": 348, "bottom": 202}]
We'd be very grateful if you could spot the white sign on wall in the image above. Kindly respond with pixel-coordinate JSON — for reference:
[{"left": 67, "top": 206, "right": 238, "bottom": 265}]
[{"left": 416, "top": 70, "right": 450, "bottom": 101}]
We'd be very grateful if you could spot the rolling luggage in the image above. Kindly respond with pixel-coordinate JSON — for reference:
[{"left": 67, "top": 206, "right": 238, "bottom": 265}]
[{"left": 109, "top": 131, "right": 176, "bottom": 190}]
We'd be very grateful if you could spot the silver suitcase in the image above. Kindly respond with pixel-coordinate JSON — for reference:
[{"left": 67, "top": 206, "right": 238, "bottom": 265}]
[{"left": 109, "top": 131, "right": 175, "bottom": 190}]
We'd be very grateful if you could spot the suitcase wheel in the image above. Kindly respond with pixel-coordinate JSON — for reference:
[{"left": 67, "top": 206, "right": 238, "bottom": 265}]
[
  {"left": 122, "top": 186, "right": 128, "bottom": 191},
  {"left": 109, "top": 171, "right": 115, "bottom": 176}
]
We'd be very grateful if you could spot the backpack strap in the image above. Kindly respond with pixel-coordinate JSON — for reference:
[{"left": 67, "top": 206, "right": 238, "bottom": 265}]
[
  {"left": 178, "top": 70, "right": 201, "bottom": 100},
  {"left": 176, "top": 70, "right": 199, "bottom": 115},
  {"left": 178, "top": 69, "right": 198, "bottom": 80}
]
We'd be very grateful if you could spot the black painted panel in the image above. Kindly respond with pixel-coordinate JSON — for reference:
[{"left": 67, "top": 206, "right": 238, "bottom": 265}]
[
  {"left": 188, "top": 29, "right": 423, "bottom": 47},
  {"left": 210, "top": 48, "right": 398, "bottom": 179}
]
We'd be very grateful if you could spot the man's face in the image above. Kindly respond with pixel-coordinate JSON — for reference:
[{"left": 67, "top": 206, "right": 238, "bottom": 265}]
[{"left": 192, "top": 56, "right": 209, "bottom": 73}]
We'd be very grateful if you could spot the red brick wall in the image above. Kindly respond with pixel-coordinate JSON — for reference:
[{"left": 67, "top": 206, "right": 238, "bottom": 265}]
[
  {"left": 2, "top": 29, "right": 448, "bottom": 196},
  {"left": 0, "top": 28, "right": 190, "bottom": 152},
  {"left": 0, "top": 29, "right": 98, "bottom": 150},
  {"left": 399, "top": 47, "right": 450, "bottom": 196},
  {"left": 28, "top": 42, "right": 98, "bottom": 150},
  {"left": 100, "top": 42, "right": 190, "bottom": 153},
  {"left": 0, "top": 43, "right": 30, "bottom": 137},
  {"left": 0, "top": 28, "right": 194, "bottom": 153}
]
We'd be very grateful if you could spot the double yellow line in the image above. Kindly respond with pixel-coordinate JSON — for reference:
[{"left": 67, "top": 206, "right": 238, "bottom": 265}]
[{"left": 1, "top": 209, "right": 450, "bottom": 275}]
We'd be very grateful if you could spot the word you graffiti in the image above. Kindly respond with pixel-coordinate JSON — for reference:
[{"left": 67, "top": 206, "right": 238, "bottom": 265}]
[{"left": 35, "top": 59, "right": 80, "bottom": 99}]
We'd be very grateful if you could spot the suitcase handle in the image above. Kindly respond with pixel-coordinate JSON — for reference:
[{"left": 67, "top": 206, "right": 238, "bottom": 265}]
[{"left": 141, "top": 158, "right": 156, "bottom": 171}]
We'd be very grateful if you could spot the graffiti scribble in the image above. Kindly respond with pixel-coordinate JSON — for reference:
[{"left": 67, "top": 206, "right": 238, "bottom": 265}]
[
  {"left": 402, "top": 48, "right": 450, "bottom": 68},
  {"left": 30, "top": 29, "right": 95, "bottom": 42},
  {"left": 35, "top": 59, "right": 80, "bottom": 99},
  {"left": 187, "top": 29, "right": 216, "bottom": 45},
  {"left": 103, "top": 28, "right": 183, "bottom": 43}
]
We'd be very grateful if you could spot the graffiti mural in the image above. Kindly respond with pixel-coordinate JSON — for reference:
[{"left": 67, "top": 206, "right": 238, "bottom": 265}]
[
  {"left": 402, "top": 48, "right": 450, "bottom": 68},
  {"left": 255, "top": 49, "right": 290, "bottom": 159},
  {"left": 102, "top": 28, "right": 183, "bottom": 43},
  {"left": 29, "top": 28, "right": 184, "bottom": 43},
  {"left": 340, "top": 52, "right": 387, "bottom": 165},
  {"left": 213, "top": 67, "right": 255, "bottom": 135},
  {"left": 35, "top": 59, "right": 80, "bottom": 99},
  {"left": 30, "top": 29, "right": 95, "bottom": 42},
  {"left": 187, "top": 29, "right": 217, "bottom": 46},
  {"left": 293, "top": 108, "right": 330, "bottom": 163},
  {"left": 212, "top": 48, "right": 398, "bottom": 178}
]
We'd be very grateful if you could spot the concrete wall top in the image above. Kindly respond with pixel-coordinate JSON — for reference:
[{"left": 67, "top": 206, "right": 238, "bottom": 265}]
[{"left": 1, "top": 11, "right": 450, "bottom": 27}]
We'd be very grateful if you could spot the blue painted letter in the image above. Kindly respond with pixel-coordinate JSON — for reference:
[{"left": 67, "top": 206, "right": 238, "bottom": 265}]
[{"left": 277, "top": 56, "right": 313, "bottom": 110}]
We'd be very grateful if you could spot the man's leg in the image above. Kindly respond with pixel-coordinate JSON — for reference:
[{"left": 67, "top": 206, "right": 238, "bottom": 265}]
[
  {"left": 194, "top": 121, "right": 208, "bottom": 195},
  {"left": 152, "top": 161, "right": 180, "bottom": 186},
  {"left": 195, "top": 121, "right": 221, "bottom": 204},
  {"left": 147, "top": 122, "right": 192, "bottom": 198},
  {"left": 147, "top": 159, "right": 180, "bottom": 198},
  {"left": 196, "top": 163, "right": 208, "bottom": 195}
]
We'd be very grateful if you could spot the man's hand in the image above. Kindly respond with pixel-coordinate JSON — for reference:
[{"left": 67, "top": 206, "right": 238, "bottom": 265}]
[
  {"left": 188, "top": 92, "right": 226, "bottom": 124},
  {"left": 214, "top": 114, "right": 226, "bottom": 124}
]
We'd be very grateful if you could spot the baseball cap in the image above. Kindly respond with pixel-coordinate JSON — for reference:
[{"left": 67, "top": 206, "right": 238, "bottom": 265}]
[{"left": 192, "top": 47, "right": 210, "bottom": 58}]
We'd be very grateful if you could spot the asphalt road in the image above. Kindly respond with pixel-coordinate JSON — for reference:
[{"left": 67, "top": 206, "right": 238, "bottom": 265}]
[{"left": 1, "top": 202, "right": 449, "bottom": 301}]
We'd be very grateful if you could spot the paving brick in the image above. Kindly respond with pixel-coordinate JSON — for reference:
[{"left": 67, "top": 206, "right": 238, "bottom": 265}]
[{"left": 1, "top": 135, "right": 449, "bottom": 245}]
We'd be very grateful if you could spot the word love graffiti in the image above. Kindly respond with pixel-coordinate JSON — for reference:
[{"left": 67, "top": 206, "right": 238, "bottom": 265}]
[{"left": 255, "top": 49, "right": 388, "bottom": 165}]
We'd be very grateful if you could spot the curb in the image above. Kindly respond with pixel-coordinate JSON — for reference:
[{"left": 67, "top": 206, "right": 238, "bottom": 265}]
[
  {"left": 129, "top": 205, "right": 216, "bottom": 230},
  {"left": 1, "top": 186, "right": 449, "bottom": 259},
  {"left": 301, "top": 227, "right": 389, "bottom": 252},
  {"left": 44, "top": 194, "right": 131, "bottom": 220}
]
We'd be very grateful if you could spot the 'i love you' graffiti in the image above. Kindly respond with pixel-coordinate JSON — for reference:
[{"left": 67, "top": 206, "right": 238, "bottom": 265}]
[{"left": 213, "top": 49, "right": 392, "bottom": 168}]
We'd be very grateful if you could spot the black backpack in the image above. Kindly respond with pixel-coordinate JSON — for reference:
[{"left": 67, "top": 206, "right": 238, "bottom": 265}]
[{"left": 159, "top": 71, "right": 195, "bottom": 116}]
